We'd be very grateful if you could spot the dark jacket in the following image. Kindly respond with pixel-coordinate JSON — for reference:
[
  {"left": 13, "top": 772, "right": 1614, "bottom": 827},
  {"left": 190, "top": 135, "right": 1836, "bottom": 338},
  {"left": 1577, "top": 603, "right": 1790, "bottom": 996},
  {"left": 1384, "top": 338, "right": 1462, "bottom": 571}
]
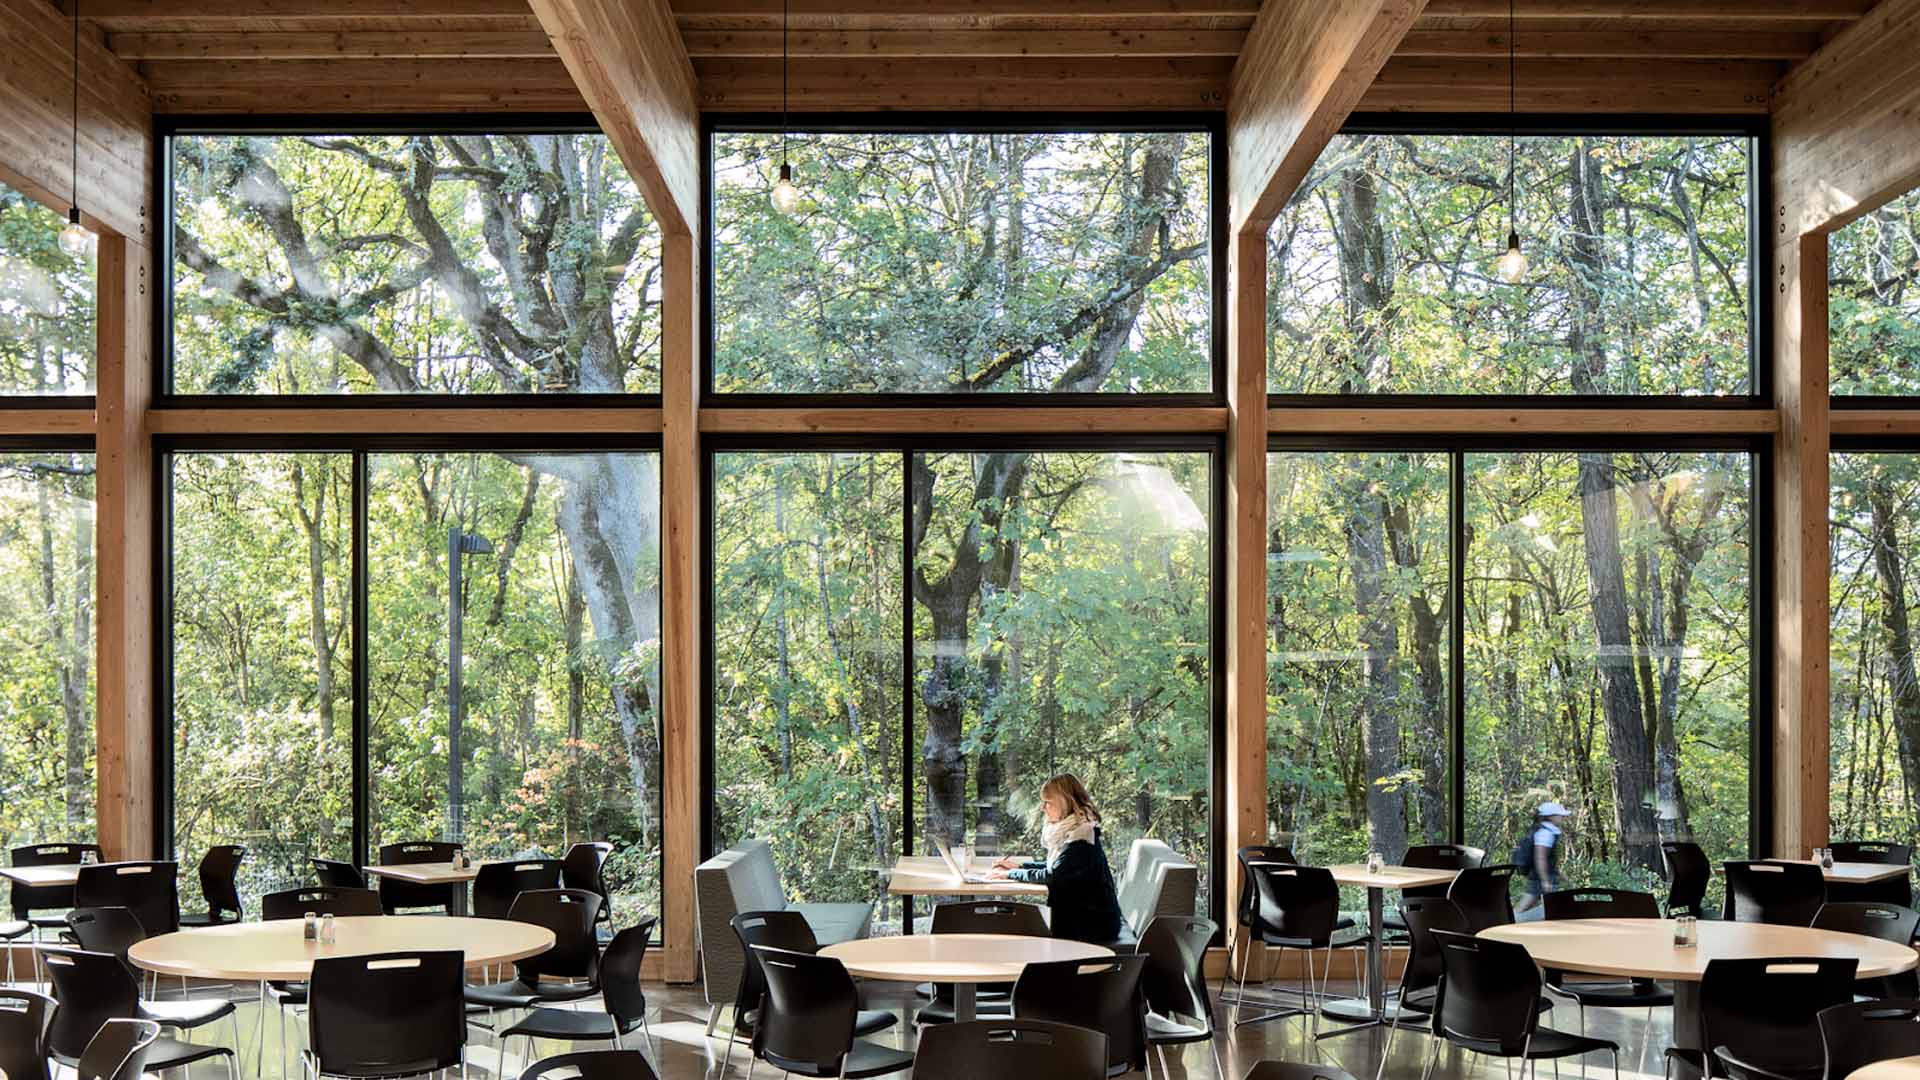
[{"left": 1007, "top": 834, "right": 1124, "bottom": 944}]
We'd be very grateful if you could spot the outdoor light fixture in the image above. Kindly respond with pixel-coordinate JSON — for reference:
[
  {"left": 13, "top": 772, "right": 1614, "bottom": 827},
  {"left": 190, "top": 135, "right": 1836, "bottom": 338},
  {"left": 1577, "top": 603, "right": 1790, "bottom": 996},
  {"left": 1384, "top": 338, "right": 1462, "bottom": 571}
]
[
  {"left": 57, "top": 0, "right": 90, "bottom": 257},
  {"left": 770, "top": 0, "right": 800, "bottom": 214},
  {"left": 1496, "top": 0, "right": 1527, "bottom": 284}
]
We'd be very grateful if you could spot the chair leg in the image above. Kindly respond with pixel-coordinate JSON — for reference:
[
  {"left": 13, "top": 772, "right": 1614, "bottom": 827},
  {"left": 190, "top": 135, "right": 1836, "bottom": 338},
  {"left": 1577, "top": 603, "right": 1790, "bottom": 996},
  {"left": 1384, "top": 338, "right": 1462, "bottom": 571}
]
[
  {"left": 1209, "top": 1036, "right": 1226, "bottom": 1080},
  {"left": 1420, "top": 1034, "right": 1442, "bottom": 1080}
]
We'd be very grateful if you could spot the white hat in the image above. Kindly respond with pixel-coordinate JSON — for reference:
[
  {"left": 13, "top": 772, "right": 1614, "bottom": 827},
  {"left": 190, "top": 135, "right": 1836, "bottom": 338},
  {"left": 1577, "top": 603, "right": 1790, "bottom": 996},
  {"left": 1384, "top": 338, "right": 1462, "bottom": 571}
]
[{"left": 1538, "top": 801, "right": 1572, "bottom": 817}]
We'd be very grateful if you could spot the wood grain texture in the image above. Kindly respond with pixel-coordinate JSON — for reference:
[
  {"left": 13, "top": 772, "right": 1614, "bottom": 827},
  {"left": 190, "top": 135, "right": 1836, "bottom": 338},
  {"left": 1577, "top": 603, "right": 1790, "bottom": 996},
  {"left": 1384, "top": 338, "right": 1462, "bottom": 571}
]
[
  {"left": 1228, "top": 0, "right": 1428, "bottom": 234},
  {"left": 699, "top": 407, "right": 1228, "bottom": 434},
  {"left": 658, "top": 232, "right": 700, "bottom": 984},
  {"left": 529, "top": 0, "right": 700, "bottom": 238},
  {"left": 149, "top": 407, "right": 662, "bottom": 435},
  {"left": 1359, "top": 57, "right": 1778, "bottom": 113},
  {"left": 144, "top": 58, "right": 587, "bottom": 113},
  {"left": 1831, "top": 411, "right": 1920, "bottom": 437},
  {"left": 1223, "top": 231, "right": 1268, "bottom": 980},
  {"left": 1423, "top": 0, "right": 1870, "bottom": 16},
  {"left": 110, "top": 29, "right": 556, "bottom": 59},
  {"left": 1267, "top": 407, "right": 1779, "bottom": 435},
  {"left": 681, "top": 27, "right": 1246, "bottom": 57},
  {"left": 0, "top": 410, "right": 95, "bottom": 436},
  {"left": 692, "top": 56, "right": 1233, "bottom": 111},
  {"left": 1394, "top": 29, "right": 1818, "bottom": 59}
]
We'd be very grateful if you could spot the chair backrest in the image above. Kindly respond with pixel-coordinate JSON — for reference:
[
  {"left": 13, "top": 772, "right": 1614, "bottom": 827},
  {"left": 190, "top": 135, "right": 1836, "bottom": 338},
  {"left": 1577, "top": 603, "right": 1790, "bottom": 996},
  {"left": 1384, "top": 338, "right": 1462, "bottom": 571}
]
[
  {"left": 1242, "top": 1064, "right": 1362, "bottom": 1080},
  {"left": 1235, "top": 846, "right": 1297, "bottom": 924},
  {"left": 308, "top": 951, "right": 466, "bottom": 1077},
  {"left": 1542, "top": 888, "right": 1661, "bottom": 921},
  {"left": 1812, "top": 901, "right": 1920, "bottom": 946},
  {"left": 911, "top": 1019, "right": 1108, "bottom": 1080},
  {"left": 1446, "top": 865, "right": 1517, "bottom": 932},
  {"left": 600, "top": 918, "right": 656, "bottom": 1032},
  {"left": 1405, "top": 845, "right": 1486, "bottom": 871},
  {"left": 1010, "top": 954, "right": 1149, "bottom": 1074},
  {"left": 1663, "top": 841, "right": 1711, "bottom": 916},
  {"left": 507, "top": 889, "right": 602, "bottom": 984},
  {"left": 931, "top": 900, "right": 1050, "bottom": 937},
  {"left": 561, "top": 843, "right": 614, "bottom": 921},
  {"left": 1115, "top": 839, "right": 1199, "bottom": 936},
  {"left": 1138, "top": 915, "right": 1216, "bottom": 1028},
  {"left": 518, "top": 1049, "right": 660, "bottom": 1080},
  {"left": 1831, "top": 842, "right": 1915, "bottom": 867},
  {"left": 1430, "top": 930, "right": 1543, "bottom": 1055},
  {"left": 473, "top": 859, "right": 565, "bottom": 920},
  {"left": 10, "top": 843, "right": 101, "bottom": 918},
  {"left": 65, "top": 908, "right": 146, "bottom": 970},
  {"left": 42, "top": 948, "right": 140, "bottom": 1061},
  {"left": 1248, "top": 864, "right": 1340, "bottom": 944},
  {"left": 73, "top": 862, "right": 176, "bottom": 938},
  {"left": 262, "top": 885, "right": 384, "bottom": 921},
  {"left": 311, "top": 858, "right": 368, "bottom": 890},
  {"left": 731, "top": 909, "right": 823, "bottom": 1031},
  {"left": 1820, "top": 1000, "right": 1920, "bottom": 1080},
  {"left": 0, "top": 988, "right": 56, "bottom": 1080},
  {"left": 1701, "top": 957, "right": 1857, "bottom": 1076},
  {"left": 1398, "top": 896, "right": 1468, "bottom": 1002},
  {"left": 1726, "top": 861, "right": 1827, "bottom": 926},
  {"left": 196, "top": 845, "right": 246, "bottom": 920},
  {"left": 376, "top": 841, "right": 463, "bottom": 913},
  {"left": 750, "top": 945, "right": 861, "bottom": 1075},
  {"left": 75, "top": 1018, "right": 159, "bottom": 1080}
]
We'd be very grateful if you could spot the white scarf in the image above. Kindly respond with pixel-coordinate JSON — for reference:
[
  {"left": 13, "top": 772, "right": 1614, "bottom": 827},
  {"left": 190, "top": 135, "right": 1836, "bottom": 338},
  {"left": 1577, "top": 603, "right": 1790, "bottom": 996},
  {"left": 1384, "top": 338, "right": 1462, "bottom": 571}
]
[{"left": 1040, "top": 812, "right": 1098, "bottom": 865}]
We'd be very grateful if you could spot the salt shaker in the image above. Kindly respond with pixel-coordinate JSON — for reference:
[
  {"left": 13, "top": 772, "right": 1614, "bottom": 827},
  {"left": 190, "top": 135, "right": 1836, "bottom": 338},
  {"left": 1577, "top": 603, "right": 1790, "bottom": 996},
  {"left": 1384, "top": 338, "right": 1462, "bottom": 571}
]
[
  {"left": 1673, "top": 914, "right": 1696, "bottom": 948},
  {"left": 1821, "top": 847, "right": 1836, "bottom": 870},
  {"left": 303, "top": 912, "right": 318, "bottom": 941},
  {"left": 1365, "top": 850, "right": 1385, "bottom": 875},
  {"left": 320, "top": 913, "right": 336, "bottom": 945}
]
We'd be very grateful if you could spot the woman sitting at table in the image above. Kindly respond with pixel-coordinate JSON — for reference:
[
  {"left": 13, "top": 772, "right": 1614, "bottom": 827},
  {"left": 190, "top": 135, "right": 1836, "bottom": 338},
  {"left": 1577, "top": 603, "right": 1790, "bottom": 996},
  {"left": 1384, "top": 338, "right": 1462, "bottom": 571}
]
[{"left": 987, "top": 773, "right": 1124, "bottom": 943}]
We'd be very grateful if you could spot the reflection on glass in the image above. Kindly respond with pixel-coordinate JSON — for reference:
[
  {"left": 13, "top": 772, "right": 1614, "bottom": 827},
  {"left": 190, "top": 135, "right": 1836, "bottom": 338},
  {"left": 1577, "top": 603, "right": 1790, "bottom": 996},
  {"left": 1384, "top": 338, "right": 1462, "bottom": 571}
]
[
  {"left": 712, "top": 131, "right": 1213, "bottom": 394},
  {"left": 0, "top": 181, "right": 95, "bottom": 394},
  {"left": 1830, "top": 188, "right": 1920, "bottom": 395},
  {"left": 170, "top": 133, "right": 660, "bottom": 394}
]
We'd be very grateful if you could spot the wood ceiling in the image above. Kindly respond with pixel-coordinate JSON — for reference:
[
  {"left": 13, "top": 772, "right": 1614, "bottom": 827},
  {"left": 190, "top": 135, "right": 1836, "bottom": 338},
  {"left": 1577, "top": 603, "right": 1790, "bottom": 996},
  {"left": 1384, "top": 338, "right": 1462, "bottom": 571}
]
[{"left": 65, "top": 0, "right": 1876, "bottom": 114}]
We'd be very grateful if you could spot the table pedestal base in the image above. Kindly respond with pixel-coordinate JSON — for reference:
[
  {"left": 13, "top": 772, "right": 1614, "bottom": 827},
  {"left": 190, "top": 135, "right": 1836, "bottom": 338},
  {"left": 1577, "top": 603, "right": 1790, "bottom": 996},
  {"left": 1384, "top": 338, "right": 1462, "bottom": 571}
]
[{"left": 1667, "top": 980, "right": 1704, "bottom": 1080}]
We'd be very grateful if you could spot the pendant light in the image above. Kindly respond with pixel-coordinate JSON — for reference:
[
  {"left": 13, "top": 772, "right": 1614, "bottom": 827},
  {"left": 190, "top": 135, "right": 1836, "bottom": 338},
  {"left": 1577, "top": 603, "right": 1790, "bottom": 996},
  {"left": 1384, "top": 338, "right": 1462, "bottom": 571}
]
[
  {"left": 769, "top": 0, "right": 800, "bottom": 214},
  {"left": 1495, "top": 0, "right": 1527, "bottom": 283},
  {"left": 57, "top": 0, "right": 91, "bottom": 256}
]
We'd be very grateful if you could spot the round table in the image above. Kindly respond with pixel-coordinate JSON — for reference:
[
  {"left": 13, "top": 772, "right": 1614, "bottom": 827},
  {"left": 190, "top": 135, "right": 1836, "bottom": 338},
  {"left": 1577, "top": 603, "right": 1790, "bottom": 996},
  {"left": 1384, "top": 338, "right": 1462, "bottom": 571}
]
[
  {"left": 1850, "top": 1056, "right": 1920, "bottom": 1080},
  {"left": 819, "top": 933, "right": 1113, "bottom": 1023},
  {"left": 1482, "top": 919, "right": 1918, "bottom": 1080}
]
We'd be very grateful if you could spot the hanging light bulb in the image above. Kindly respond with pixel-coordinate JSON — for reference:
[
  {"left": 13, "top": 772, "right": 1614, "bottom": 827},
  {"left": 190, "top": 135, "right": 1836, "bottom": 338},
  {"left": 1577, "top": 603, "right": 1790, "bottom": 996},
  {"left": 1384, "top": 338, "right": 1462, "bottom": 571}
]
[
  {"left": 1497, "top": 230, "right": 1527, "bottom": 283},
  {"left": 771, "top": 162, "right": 800, "bottom": 214},
  {"left": 59, "top": 207, "right": 90, "bottom": 256},
  {"left": 1495, "top": 0, "right": 1526, "bottom": 285},
  {"left": 769, "top": 0, "right": 800, "bottom": 214},
  {"left": 59, "top": 2, "right": 90, "bottom": 257}
]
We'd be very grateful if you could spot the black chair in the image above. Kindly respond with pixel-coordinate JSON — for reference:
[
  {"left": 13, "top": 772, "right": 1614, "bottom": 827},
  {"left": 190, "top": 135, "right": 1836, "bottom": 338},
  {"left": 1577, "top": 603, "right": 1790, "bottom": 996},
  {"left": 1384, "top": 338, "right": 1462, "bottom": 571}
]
[
  {"left": 42, "top": 948, "right": 238, "bottom": 1078},
  {"left": 1245, "top": 1064, "right": 1362, "bottom": 1080},
  {"left": 1726, "top": 862, "right": 1827, "bottom": 926},
  {"left": 1829, "top": 843, "right": 1915, "bottom": 906},
  {"left": 1540, "top": 890, "right": 1674, "bottom": 1042},
  {"left": 74, "top": 861, "right": 179, "bottom": 938},
  {"left": 307, "top": 951, "right": 465, "bottom": 1080},
  {"left": 726, "top": 910, "right": 896, "bottom": 1073},
  {"left": 498, "top": 919, "right": 658, "bottom": 1077},
  {"left": 1820, "top": 1000, "right": 1920, "bottom": 1080},
  {"left": 915, "top": 901, "right": 1050, "bottom": 1025},
  {"left": 58, "top": 908, "right": 239, "bottom": 1039},
  {"left": 78, "top": 1018, "right": 160, "bottom": 1080},
  {"left": 1382, "top": 845, "right": 1486, "bottom": 936},
  {"left": 472, "top": 859, "right": 565, "bottom": 920},
  {"left": 1831, "top": 842, "right": 1914, "bottom": 866},
  {"left": 1012, "top": 954, "right": 1148, "bottom": 1077},
  {"left": 465, "top": 889, "right": 604, "bottom": 1016},
  {"left": 1812, "top": 902, "right": 1920, "bottom": 998},
  {"left": 375, "top": 841, "right": 463, "bottom": 915},
  {"left": 1224, "top": 846, "right": 1301, "bottom": 1003},
  {"left": 0, "top": 988, "right": 55, "bottom": 1080},
  {"left": 262, "top": 885, "right": 384, "bottom": 921},
  {"left": 750, "top": 945, "right": 915, "bottom": 1078},
  {"left": 519, "top": 1049, "right": 659, "bottom": 1080},
  {"left": 1664, "top": 841, "right": 1715, "bottom": 918},
  {"left": 1427, "top": 930, "right": 1618, "bottom": 1079},
  {"left": 179, "top": 845, "right": 247, "bottom": 927},
  {"left": 10, "top": 843, "right": 101, "bottom": 933},
  {"left": 561, "top": 842, "right": 615, "bottom": 931},
  {"left": 312, "top": 858, "right": 369, "bottom": 890},
  {"left": 1375, "top": 897, "right": 1555, "bottom": 1080},
  {"left": 1139, "top": 915, "right": 1225, "bottom": 1080},
  {"left": 1446, "top": 865, "right": 1518, "bottom": 932},
  {"left": 911, "top": 1019, "right": 1108, "bottom": 1080},
  {"left": 1231, "top": 864, "right": 1368, "bottom": 1030},
  {"left": 1665, "top": 957, "right": 1857, "bottom": 1080}
]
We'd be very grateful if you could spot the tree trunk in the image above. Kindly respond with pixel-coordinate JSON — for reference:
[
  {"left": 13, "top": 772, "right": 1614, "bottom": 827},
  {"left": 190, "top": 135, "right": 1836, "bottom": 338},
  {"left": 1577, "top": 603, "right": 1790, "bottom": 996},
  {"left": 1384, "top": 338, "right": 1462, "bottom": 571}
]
[
  {"left": 1868, "top": 477, "right": 1920, "bottom": 807},
  {"left": 290, "top": 458, "right": 337, "bottom": 742}
]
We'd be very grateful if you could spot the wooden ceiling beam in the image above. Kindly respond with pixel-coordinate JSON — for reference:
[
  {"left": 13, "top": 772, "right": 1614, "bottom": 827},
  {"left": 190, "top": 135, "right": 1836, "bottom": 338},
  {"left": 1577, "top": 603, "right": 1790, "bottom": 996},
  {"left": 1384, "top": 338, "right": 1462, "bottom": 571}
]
[
  {"left": 1228, "top": 0, "right": 1427, "bottom": 236},
  {"left": 1361, "top": 56, "right": 1779, "bottom": 112},
  {"left": 110, "top": 30, "right": 555, "bottom": 60},
  {"left": 1396, "top": 28, "right": 1818, "bottom": 59},
  {"left": 682, "top": 28, "right": 1246, "bottom": 58},
  {"left": 67, "top": 0, "right": 530, "bottom": 19},
  {"left": 692, "top": 56, "right": 1232, "bottom": 111},
  {"left": 528, "top": 0, "right": 700, "bottom": 238},
  {"left": 144, "top": 58, "right": 586, "bottom": 113},
  {"left": 670, "top": 0, "right": 1260, "bottom": 15},
  {"left": 1423, "top": 0, "right": 1869, "bottom": 18}
]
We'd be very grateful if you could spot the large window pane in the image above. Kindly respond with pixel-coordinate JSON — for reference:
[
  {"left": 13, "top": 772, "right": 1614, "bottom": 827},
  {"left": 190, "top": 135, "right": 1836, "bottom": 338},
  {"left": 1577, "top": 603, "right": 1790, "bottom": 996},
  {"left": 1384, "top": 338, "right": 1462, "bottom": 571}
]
[
  {"left": 1465, "top": 451, "right": 1751, "bottom": 887},
  {"left": 0, "top": 180, "right": 94, "bottom": 394},
  {"left": 0, "top": 453, "right": 95, "bottom": 852},
  {"left": 710, "top": 452, "right": 904, "bottom": 915},
  {"left": 1266, "top": 451, "right": 1450, "bottom": 863},
  {"left": 1831, "top": 453, "right": 1920, "bottom": 843},
  {"left": 1830, "top": 187, "right": 1920, "bottom": 394},
  {"left": 170, "top": 132, "right": 660, "bottom": 395},
  {"left": 368, "top": 452, "right": 661, "bottom": 924},
  {"left": 170, "top": 452, "right": 349, "bottom": 914},
  {"left": 1269, "top": 133, "right": 1753, "bottom": 396},
  {"left": 712, "top": 131, "right": 1213, "bottom": 394},
  {"left": 912, "top": 451, "right": 1214, "bottom": 914}
]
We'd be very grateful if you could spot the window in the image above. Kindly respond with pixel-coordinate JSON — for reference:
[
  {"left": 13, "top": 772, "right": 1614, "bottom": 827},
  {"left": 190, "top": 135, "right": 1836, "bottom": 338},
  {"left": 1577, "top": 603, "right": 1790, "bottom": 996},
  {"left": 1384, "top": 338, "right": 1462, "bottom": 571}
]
[
  {"left": 1265, "top": 451, "right": 1451, "bottom": 863},
  {"left": 1830, "top": 187, "right": 1920, "bottom": 395},
  {"left": 0, "top": 452, "right": 95, "bottom": 847},
  {"left": 1268, "top": 131, "right": 1755, "bottom": 396},
  {"left": 169, "top": 452, "right": 352, "bottom": 913},
  {"left": 0, "top": 180, "right": 94, "bottom": 395},
  {"left": 710, "top": 128, "right": 1216, "bottom": 395},
  {"left": 168, "top": 131, "right": 661, "bottom": 395},
  {"left": 1830, "top": 452, "right": 1920, "bottom": 843}
]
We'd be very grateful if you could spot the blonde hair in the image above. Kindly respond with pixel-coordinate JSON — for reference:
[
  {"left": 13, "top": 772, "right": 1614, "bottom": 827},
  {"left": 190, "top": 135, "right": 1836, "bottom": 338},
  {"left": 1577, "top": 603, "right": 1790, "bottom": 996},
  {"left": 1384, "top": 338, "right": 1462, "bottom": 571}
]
[{"left": 1041, "top": 774, "right": 1101, "bottom": 823}]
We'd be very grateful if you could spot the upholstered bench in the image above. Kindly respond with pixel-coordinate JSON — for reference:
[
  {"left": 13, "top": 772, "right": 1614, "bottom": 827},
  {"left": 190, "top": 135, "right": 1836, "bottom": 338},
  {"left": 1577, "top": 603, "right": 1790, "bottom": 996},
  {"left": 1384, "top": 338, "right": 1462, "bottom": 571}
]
[
  {"left": 1108, "top": 838, "right": 1199, "bottom": 950},
  {"left": 694, "top": 838, "right": 874, "bottom": 1026}
]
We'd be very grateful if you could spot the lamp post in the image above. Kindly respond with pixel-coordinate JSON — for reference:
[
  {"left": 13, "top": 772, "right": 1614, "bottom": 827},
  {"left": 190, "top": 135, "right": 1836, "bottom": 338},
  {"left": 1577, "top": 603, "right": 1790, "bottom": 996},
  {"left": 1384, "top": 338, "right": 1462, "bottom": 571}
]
[{"left": 448, "top": 528, "right": 493, "bottom": 844}]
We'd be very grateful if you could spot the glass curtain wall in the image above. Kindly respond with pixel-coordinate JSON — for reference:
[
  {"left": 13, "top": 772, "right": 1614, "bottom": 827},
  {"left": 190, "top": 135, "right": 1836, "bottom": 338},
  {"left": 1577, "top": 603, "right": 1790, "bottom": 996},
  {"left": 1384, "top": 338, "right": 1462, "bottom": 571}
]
[{"left": 0, "top": 180, "right": 94, "bottom": 395}]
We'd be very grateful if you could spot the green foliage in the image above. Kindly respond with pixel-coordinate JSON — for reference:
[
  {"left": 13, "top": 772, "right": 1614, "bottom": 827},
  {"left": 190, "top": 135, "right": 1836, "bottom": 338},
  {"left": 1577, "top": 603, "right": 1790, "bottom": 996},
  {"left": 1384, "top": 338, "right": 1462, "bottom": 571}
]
[
  {"left": 1830, "top": 188, "right": 1920, "bottom": 394},
  {"left": 0, "top": 181, "right": 94, "bottom": 394}
]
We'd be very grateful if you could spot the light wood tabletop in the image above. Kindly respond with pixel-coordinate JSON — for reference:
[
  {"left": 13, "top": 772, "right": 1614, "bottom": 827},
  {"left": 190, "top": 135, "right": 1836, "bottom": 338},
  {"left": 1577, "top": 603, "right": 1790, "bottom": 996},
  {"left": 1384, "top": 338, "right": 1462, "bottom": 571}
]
[
  {"left": 885, "top": 855, "right": 1048, "bottom": 898},
  {"left": 820, "top": 933, "right": 1111, "bottom": 984},
  {"left": 1712, "top": 859, "right": 1913, "bottom": 884},
  {"left": 1848, "top": 1056, "right": 1920, "bottom": 1080},
  {"left": 1480, "top": 917, "right": 1919, "bottom": 981},
  {"left": 125, "top": 915, "right": 553, "bottom": 982},
  {"left": 0, "top": 864, "right": 81, "bottom": 888},
  {"left": 362, "top": 861, "right": 482, "bottom": 885},
  {"left": 1325, "top": 863, "right": 1459, "bottom": 891}
]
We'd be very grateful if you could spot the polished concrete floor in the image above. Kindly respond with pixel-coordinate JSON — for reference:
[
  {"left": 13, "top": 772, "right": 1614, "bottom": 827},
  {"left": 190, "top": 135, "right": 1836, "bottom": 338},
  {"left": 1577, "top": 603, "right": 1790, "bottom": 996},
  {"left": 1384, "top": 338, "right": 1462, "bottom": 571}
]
[{"left": 89, "top": 973, "right": 1671, "bottom": 1080}]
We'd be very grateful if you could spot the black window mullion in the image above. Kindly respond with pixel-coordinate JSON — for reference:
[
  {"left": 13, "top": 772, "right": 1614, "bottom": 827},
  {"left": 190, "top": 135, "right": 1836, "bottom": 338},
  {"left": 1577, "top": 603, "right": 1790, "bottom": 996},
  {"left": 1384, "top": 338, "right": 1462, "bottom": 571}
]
[
  {"left": 899, "top": 449, "right": 915, "bottom": 934},
  {"left": 1449, "top": 449, "right": 1468, "bottom": 847},
  {"left": 351, "top": 449, "right": 370, "bottom": 868}
]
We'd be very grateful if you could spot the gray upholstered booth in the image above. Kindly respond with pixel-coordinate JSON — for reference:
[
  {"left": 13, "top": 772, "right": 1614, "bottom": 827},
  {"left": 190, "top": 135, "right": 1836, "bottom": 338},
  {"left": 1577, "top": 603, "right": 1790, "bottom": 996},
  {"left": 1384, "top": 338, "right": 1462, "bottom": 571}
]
[
  {"left": 1113, "top": 838, "right": 1200, "bottom": 946},
  {"left": 694, "top": 838, "right": 874, "bottom": 1022}
]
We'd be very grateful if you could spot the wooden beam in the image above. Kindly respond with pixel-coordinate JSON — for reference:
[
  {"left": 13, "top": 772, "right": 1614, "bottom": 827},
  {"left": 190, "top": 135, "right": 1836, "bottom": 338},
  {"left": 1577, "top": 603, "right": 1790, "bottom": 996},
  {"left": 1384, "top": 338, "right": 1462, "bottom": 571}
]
[
  {"left": 149, "top": 408, "right": 663, "bottom": 436},
  {"left": 1223, "top": 230, "right": 1267, "bottom": 981},
  {"left": 0, "top": 410, "right": 95, "bottom": 436},
  {"left": 73, "top": 0, "right": 532, "bottom": 19},
  {"left": 145, "top": 58, "right": 587, "bottom": 113},
  {"left": 1423, "top": 0, "right": 1870, "bottom": 17},
  {"left": 1830, "top": 411, "right": 1920, "bottom": 437},
  {"left": 1268, "top": 407, "right": 1780, "bottom": 435},
  {"left": 1228, "top": 0, "right": 1427, "bottom": 235},
  {"left": 529, "top": 0, "right": 700, "bottom": 239},
  {"left": 692, "top": 57, "right": 1232, "bottom": 111},
  {"left": 658, "top": 232, "right": 700, "bottom": 984},
  {"left": 681, "top": 27, "right": 1246, "bottom": 58},
  {"left": 671, "top": 0, "right": 1261, "bottom": 16},
  {"left": 109, "top": 30, "right": 556, "bottom": 60},
  {"left": 0, "top": 0, "right": 151, "bottom": 243},
  {"left": 1395, "top": 29, "right": 1819, "bottom": 60},
  {"left": 1359, "top": 57, "right": 1778, "bottom": 113},
  {"left": 699, "top": 407, "right": 1228, "bottom": 434}
]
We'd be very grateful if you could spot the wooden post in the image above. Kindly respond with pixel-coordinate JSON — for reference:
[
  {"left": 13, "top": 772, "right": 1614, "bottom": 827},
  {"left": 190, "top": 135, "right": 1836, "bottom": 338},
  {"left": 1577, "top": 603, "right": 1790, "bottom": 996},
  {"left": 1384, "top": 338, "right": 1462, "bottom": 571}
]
[
  {"left": 658, "top": 231, "right": 701, "bottom": 983},
  {"left": 1224, "top": 230, "right": 1268, "bottom": 976}
]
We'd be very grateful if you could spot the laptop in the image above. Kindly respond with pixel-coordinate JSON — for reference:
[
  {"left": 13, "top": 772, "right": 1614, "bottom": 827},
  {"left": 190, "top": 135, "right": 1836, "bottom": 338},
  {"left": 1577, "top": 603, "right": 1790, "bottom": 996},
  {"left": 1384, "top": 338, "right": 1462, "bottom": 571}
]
[{"left": 932, "top": 836, "right": 988, "bottom": 884}]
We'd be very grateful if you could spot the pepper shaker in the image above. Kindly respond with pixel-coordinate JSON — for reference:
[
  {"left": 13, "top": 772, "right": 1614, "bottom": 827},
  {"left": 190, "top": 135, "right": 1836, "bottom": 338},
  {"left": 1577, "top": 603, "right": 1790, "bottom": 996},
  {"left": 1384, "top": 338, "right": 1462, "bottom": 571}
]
[
  {"left": 303, "top": 912, "right": 318, "bottom": 941},
  {"left": 320, "top": 913, "right": 336, "bottom": 945}
]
